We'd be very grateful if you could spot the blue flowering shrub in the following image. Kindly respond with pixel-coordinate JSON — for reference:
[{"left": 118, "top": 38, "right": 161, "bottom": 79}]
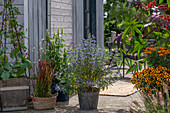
[{"left": 66, "top": 36, "right": 118, "bottom": 93}]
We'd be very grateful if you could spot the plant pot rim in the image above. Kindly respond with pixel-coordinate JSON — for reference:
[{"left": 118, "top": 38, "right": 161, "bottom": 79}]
[
  {"left": 78, "top": 87, "right": 100, "bottom": 92},
  {"left": 31, "top": 95, "right": 57, "bottom": 102},
  {"left": 31, "top": 95, "right": 57, "bottom": 98}
]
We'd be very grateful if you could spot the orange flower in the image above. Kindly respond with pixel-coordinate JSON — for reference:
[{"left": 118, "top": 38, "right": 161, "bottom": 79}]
[
  {"left": 157, "top": 51, "right": 161, "bottom": 54},
  {"left": 164, "top": 52, "right": 168, "bottom": 55},
  {"left": 162, "top": 50, "right": 166, "bottom": 53},
  {"left": 160, "top": 47, "right": 165, "bottom": 50},
  {"left": 159, "top": 54, "right": 163, "bottom": 56},
  {"left": 150, "top": 45, "right": 154, "bottom": 47},
  {"left": 148, "top": 51, "right": 152, "bottom": 54},
  {"left": 146, "top": 47, "right": 150, "bottom": 50},
  {"left": 168, "top": 45, "right": 170, "bottom": 48},
  {"left": 144, "top": 52, "right": 147, "bottom": 54}
]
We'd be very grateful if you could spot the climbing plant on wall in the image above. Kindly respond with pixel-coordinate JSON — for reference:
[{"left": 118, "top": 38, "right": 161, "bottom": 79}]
[{"left": 0, "top": 0, "right": 32, "bottom": 80}]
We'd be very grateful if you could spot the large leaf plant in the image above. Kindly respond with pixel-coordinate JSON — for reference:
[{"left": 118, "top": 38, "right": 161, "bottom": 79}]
[{"left": 116, "top": 0, "right": 170, "bottom": 74}]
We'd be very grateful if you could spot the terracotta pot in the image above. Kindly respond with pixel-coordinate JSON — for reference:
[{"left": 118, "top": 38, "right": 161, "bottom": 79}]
[{"left": 31, "top": 96, "right": 56, "bottom": 110}]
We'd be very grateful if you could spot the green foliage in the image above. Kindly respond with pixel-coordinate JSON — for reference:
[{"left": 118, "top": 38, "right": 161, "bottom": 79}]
[
  {"left": 42, "top": 29, "right": 68, "bottom": 80},
  {"left": 119, "top": 0, "right": 170, "bottom": 74},
  {"left": 0, "top": 0, "right": 32, "bottom": 80},
  {"left": 41, "top": 29, "right": 69, "bottom": 93},
  {"left": 32, "top": 59, "right": 56, "bottom": 97},
  {"left": 104, "top": 21, "right": 122, "bottom": 47}
]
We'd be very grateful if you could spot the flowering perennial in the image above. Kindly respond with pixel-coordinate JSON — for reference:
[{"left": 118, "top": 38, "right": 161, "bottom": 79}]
[
  {"left": 131, "top": 66, "right": 170, "bottom": 95},
  {"left": 144, "top": 45, "right": 170, "bottom": 69}
]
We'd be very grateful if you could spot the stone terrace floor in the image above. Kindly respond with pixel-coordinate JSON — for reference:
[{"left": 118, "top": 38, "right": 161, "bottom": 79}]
[{"left": 4, "top": 67, "right": 143, "bottom": 113}]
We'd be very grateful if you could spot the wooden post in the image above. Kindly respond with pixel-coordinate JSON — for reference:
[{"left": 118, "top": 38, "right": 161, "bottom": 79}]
[
  {"left": 96, "top": 0, "right": 104, "bottom": 47},
  {"left": 24, "top": 0, "right": 29, "bottom": 77},
  {"left": 72, "top": 0, "right": 84, "bottom": 45}
]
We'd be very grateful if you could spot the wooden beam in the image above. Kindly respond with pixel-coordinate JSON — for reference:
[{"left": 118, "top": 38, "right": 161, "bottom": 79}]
[
  {"left": 72, "top": 0, "right": 84, "bottom": 45},
  {"left": 24, "top": 0, "right": 29, "bottom": 76},
  {"left": 96, "top": 0, "right": 104, "bottom": 47}
]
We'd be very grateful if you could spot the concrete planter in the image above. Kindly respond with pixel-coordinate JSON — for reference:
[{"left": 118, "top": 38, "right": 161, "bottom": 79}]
[{"left": 78, "top": 90, "right": 99, "bottom": 110}]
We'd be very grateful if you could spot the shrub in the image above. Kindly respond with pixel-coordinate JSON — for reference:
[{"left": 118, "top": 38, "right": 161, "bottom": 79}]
[{"left": 66, "top": 36, "right": 117, "bottom": 93}]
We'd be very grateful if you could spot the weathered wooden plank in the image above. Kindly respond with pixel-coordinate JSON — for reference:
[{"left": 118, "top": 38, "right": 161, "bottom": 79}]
[
  {"left": 33, "top": 0, "right": 39, "bottom": 66},
  {"left": 72, "top": 0, "right": 84, "bottom": 45},
  {"left": 72, "top": 0, "right": 76, "bottom": 44},
  {"left": 0, "top": 78, "right": 29, "bottom": 87},
  {"left": 96, "top": 0, "right": 104, "bottom": 47},
  {"left": 51, "top": 21, "right": 72, "bottom": 27},
  {"left": 24, "top": 0, "right": 29, "bottom": 52},
  {"left": 48, "top": 0, "right": 51, "bottom": 32},
  {"left": 28, "top": 0, "right": 34, "bottom": 70},
  {"left": 16, "top": 15, "right": 24, "bottom": 25},
  {"left": 0, "top": 86, "right": 29, "bottom": 91},
  {"left": 38, "top": 0, "right": 42, "bottom": 58},
  {"left": 13, "top": 0, "right": 24, "bottom": 5},
  {"left": 42, "top": 0, "right": 46, "bottom": 41}
]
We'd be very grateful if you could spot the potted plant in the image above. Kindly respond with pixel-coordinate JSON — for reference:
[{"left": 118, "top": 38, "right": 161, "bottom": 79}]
[
  {"left": 0, "top": 0, "right": 32, "bottom": 111},
  {"left": 66, "top": 36, "right": 117, "bottom": 110},
  {"left": 42, "top": 29, "right": 69, "bottom": 102},
  {"left": 31, "top": 58, "right": 57, "bottom": 110}
]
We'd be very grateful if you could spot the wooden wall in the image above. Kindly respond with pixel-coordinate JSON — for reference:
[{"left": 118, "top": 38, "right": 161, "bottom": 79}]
[{"left": 50, "top": 0, "right": 72, "bottom": 46}]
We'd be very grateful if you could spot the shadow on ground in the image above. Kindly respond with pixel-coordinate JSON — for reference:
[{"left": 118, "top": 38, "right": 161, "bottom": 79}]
[{"left": 55, "top": 106, "right": 130, "bottom": 113}]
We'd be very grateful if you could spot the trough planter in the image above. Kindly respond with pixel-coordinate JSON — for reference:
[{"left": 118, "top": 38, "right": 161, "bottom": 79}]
[
  {"left": 0, "top": 78, "right": 29, "bottom": 111},
  {"left": 78, "top": 90, "right": 99, "bottom": 110},
  {"left": 31, "top": 96, "right": 57, "bottom": 110}
]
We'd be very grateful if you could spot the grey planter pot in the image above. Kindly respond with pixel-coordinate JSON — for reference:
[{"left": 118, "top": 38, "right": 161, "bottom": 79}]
[{"left": 78, "top": 91, "right": 99, "bottom": 110}]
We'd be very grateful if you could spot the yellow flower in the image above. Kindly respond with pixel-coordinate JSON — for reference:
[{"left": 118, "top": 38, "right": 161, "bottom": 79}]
[
  {"left": 141, "top": 87, "right": 145, "bottom": 91},
  {"left": 137, "top": 82, "right": 141, "bottom": 86}
]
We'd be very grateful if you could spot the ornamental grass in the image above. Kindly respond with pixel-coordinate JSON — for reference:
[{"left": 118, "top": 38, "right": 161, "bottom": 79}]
[
  {"left": 33, "top": 59, "right": 56, "bottom": 97},
  {"left": 130, "top": 84, "right": 170, "bottom": 113}
]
